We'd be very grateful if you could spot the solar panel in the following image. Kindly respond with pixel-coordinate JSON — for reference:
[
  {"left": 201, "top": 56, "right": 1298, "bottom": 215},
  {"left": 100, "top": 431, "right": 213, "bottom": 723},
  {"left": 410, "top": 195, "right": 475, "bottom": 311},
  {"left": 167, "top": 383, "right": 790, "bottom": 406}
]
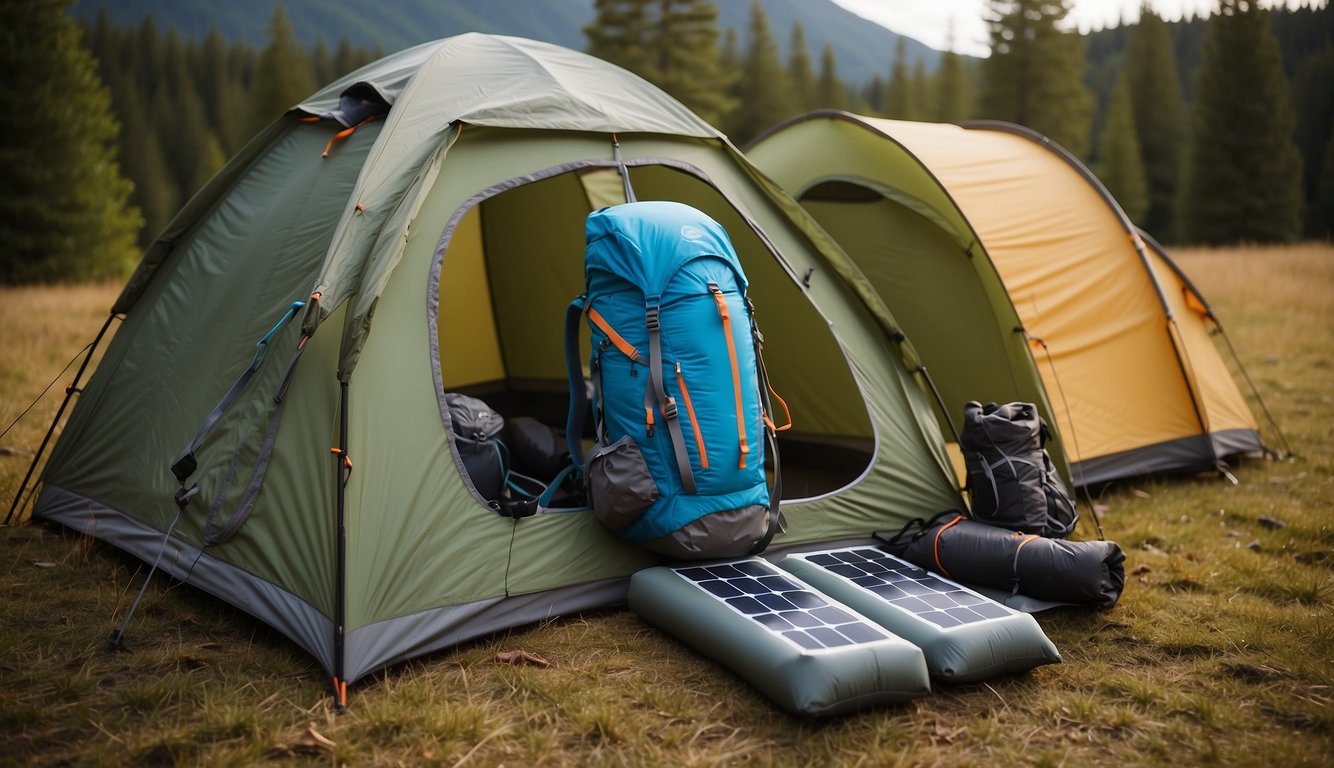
[
  {"left": 779, "top": 546, "right": 1061, "bottom": 682},
  {"left": 672, "top": 559, "right": 896, "bottom": 651},
  {"left": 790, "top": 548, "right": 1015, "bottom": 629},
  {"left": 628, "top": 559, "right": 932, "bottom": 715}
]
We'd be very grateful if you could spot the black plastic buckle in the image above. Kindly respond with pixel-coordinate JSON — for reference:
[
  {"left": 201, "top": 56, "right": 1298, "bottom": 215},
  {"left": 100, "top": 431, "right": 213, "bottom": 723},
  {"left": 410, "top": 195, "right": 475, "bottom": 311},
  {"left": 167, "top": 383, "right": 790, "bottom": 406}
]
[
  {"left": 645, "top": 305, "right": 660, "bottom": 331},
  {"left": 174, "top": 483, "right": 200, "bottom": 511},
  {"left": 497, "top": 498, "right": 538, "bottom": 519}
]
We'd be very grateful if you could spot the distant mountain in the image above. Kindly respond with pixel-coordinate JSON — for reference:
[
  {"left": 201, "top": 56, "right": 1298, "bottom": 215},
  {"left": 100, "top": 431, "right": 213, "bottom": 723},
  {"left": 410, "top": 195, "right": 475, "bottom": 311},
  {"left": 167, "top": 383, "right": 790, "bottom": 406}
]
[{"left": 69, "top": 0, "right": 944, "bottom": 84}]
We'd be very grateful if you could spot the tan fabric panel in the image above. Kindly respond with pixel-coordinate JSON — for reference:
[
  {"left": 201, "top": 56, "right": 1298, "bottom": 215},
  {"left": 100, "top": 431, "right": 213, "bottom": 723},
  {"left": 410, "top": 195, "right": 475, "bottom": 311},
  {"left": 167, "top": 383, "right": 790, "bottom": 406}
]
[
  {"left": 1147, "top": 251, "right": 1258, "bottom": 435},
  {"left": 869, "top": 119, "right": 1205, "bottom": 465},
  {"left": 439, "top": 205, "right": 505, "bottom": 388}
]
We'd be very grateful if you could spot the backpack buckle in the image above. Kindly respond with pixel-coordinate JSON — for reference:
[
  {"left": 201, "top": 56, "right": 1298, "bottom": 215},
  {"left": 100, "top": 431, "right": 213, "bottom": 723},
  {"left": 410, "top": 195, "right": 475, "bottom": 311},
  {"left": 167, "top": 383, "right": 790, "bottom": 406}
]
[{"left": 645, "top": 305, "right": 660, "bottom": 331}]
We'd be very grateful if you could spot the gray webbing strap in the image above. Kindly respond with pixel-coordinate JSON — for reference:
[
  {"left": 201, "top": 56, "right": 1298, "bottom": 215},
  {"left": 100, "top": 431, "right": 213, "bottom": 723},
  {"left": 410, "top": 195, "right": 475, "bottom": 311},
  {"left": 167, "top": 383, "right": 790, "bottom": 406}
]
[
  {"left": 170, "top": 300, "right": 304, "bottom": 484},
  {"left": 749, "top": 301, "right": 784, "bottom": 554},
  {"left": 200, "top": 338, "right": 306, "bottom": 545},
  {"left": 646, "top": 302, "right": 696, "bottom": 494}
]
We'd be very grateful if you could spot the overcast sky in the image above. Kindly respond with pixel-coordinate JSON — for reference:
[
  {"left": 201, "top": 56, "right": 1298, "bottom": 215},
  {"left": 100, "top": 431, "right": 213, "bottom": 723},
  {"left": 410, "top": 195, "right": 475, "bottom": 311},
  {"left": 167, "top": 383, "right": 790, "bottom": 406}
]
[{"left": 827, "top": 1, "right": 1309, "bottom": 57}]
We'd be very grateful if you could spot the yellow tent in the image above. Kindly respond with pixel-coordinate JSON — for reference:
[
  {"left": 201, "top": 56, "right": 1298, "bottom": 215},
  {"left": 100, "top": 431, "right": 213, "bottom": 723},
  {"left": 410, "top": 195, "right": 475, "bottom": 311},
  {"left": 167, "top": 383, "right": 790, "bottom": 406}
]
[{"left": 748, "top": 113, "right": 1270, "bottom": 486}]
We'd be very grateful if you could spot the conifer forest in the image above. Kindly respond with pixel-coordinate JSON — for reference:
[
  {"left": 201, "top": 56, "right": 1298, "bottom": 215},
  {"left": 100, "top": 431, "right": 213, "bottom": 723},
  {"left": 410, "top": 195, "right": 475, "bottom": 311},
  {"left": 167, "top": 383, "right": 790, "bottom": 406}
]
[{"left": 3, "top": 0, "right": 1331, "bottom": 283}]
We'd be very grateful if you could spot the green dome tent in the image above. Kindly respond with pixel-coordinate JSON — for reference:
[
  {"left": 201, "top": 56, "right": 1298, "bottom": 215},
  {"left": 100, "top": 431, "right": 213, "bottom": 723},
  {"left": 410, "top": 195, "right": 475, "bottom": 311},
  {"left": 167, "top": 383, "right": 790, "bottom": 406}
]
[
  {"left": 30, "top": 37, "right": 963, "bottom": 702},
  {"left": 748, "top": 112, "right": 1271, "bottom": 487}
]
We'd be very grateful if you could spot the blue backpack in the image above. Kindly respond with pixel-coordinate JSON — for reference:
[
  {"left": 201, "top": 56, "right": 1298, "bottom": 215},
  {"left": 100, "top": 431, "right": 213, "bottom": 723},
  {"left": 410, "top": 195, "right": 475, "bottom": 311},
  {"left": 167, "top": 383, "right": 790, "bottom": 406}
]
[{"left": 564, "top": 201, "right": 785, "bottom": 559}]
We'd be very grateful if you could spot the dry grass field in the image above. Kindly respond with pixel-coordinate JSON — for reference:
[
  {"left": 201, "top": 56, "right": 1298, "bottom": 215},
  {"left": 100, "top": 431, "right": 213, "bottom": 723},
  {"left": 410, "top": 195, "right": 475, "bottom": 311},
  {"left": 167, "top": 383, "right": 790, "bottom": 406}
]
[{"left": 0, "top": 243, "right": 1330, "bottom": 767}]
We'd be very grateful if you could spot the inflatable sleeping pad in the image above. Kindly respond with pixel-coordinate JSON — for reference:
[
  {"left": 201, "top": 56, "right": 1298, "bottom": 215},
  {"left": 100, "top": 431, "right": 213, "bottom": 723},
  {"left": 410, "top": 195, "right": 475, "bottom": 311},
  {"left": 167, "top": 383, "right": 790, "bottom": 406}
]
[
  {"left": 628, "top": 558, "right": 931, "bottom": 716},
  {"left": 779, "top": 546, "right": 1061, "bottom": 682}
]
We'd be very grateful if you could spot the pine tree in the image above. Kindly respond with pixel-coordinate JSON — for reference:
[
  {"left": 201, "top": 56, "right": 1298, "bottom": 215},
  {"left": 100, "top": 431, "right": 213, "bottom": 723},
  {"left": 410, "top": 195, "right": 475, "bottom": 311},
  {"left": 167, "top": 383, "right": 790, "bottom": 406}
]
[
  {"left": 1313, "top": 123, "right": 1334, "bottom": 240},
  {"left": 884, "top": 38, "right": 911, "bottom": 119},
  {"left": 979, "top": 0, "right": 1094, "bottom": 158},
  {"left": 1095, "top": 75, "right": 1149, "bottom": 223},
  {"left": 733, "top": 1, "right": 795, "bottom": 143},
  {"left": 932, "top": 25, "right": 972, "bottom": 123},
  {"left": 910, "top": 58, "right": 930, "bottom": 121},
  {"left": 788, "top": 22, "right": 816, "bottom": 112},
  {"left": 815, "top": 43, "right": 847, "bottom": 110},
  {"left": 1293, "top": 44, "right": 1334, "bottom": 237},
  {"left": 1124, "top": 8, "right": 1185, "bottom": 240},
  {"left": 249, "top": 4, "right": 316, "bottom": 137},
  {"left": 1179, "top": 0, "right": 1303, "bottom": 244},
  {"left": 586, "top": 0, "right": 735, "bottom": 127},
  {"left": 646, "top": 0, "right": 736, "bottom": 127},
  {"left": 585, "top": 0, "right": 653, "bottom": 75},
  {"left": 0, "top": 0, "right": 140, "bottom": 282}
]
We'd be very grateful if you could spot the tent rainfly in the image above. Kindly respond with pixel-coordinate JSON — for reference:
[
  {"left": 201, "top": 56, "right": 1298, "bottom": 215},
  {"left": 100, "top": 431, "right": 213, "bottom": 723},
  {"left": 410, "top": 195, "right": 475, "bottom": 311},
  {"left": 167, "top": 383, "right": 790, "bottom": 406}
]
[
  {"left": 747, "top": 112, "right": 1274, "bottom": 487},
  {"left": 27, "top": 37, "right": 966, "bottom": 705}
]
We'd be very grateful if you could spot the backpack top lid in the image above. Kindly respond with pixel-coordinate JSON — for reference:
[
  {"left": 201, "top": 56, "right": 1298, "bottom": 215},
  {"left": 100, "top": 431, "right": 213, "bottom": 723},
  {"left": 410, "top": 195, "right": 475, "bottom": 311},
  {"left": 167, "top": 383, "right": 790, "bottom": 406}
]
[{"left": 584, "top": 201, "right": 749, "bottom": 297}]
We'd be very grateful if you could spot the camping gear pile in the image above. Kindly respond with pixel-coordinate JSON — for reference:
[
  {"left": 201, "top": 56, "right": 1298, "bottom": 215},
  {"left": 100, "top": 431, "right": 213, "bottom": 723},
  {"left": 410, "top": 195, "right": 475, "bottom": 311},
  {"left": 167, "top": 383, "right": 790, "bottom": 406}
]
[{"left": 13, "top": 34, "right": 1269, "bottom": 717}]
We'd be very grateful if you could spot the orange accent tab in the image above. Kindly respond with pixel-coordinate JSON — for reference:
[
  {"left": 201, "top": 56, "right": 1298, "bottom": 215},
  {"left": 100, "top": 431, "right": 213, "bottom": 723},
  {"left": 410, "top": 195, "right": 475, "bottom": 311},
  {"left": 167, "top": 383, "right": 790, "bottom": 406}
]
[
  {"left": 330, "top": 448, "right": 352, "bottom": 469},
  {"left": 711, "top": 286, "right": 748, "bottom": 468},
  {"left": 587, "top": 307, "right": 641, "bottom": 362},
  {"left": 676, "top": 364, "right": 708, "bottom": 469},
  {"left": 333, "top": 677, "right": 348, "bottom": 707},
  {"left": 932, "top": 514, "right": 964, "bottom": 576},
  {"left": 300, "top": 115, "right": 321, "bottom": 123},
  {"left": 310, "top": 291, "right": 323, "bottom": 302},
  {"left": 644, "top": 405, "right": 655, "bottom": 436},
  {"left": 321, "top": 116, "right": 379, "bottom": 158},
  {"left": 764, "top": 382, "right": 792, "bottom": 433}
]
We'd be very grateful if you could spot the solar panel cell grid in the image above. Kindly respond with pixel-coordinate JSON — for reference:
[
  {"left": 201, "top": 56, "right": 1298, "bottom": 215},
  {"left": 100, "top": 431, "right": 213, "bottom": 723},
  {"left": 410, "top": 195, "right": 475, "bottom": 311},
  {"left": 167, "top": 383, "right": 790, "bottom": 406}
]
[
  {"left": 787, "top": 547, "right": 1017, "bottom": 630},
  {"left": 674, "top": 561, "right": 892, "bottom": 651}
]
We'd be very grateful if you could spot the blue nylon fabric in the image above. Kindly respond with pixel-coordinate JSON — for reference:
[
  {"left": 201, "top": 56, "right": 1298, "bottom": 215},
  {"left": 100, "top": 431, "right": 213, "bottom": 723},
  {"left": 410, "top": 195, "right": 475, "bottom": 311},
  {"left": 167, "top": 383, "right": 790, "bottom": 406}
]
[{"left": 583, "top": 202, "right": 768, "bottom": 541}]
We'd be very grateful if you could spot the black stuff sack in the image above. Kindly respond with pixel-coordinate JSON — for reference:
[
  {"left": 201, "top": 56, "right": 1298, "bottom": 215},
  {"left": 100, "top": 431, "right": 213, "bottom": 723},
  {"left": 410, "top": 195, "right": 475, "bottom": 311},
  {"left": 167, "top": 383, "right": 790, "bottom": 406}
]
[
  {"left": 445, "top": 393, "right": 506, "bottom": 502},
  {"left": 961, "top": 401, "right": 1078, "bottom": 538},
  {"left": 879, "top": 512, "right": 1126, "bottom": 609}
]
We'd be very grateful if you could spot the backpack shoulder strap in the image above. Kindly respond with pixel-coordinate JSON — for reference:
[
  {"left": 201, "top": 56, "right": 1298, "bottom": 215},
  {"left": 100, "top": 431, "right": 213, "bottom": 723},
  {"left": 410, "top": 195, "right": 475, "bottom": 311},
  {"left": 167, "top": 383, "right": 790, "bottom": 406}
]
[
  {"left": 564, "top": 297, "right": 589, "bottom": 474},
  {"left": 645, "top": 299, "right": 697, "bottom": 495}
]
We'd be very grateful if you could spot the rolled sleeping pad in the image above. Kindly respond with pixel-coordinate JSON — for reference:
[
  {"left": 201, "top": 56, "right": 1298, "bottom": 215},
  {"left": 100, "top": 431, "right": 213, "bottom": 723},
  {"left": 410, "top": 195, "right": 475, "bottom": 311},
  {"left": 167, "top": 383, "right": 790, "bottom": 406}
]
[
  {"left": 779, "top": 547, "right": 1061, "bottom": 682},
  {"left": 881, "top": 512, "right": 1126, "bottom": 609},
  {"left": 628, "top": 559, "right": 931, "bottom": 716}
]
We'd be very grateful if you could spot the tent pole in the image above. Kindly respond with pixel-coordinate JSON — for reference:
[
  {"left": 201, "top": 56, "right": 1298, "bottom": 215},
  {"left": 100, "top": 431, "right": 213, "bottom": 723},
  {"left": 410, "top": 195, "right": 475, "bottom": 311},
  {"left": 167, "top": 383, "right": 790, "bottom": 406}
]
[
  {"left": 5, "top": 313, "right": 117, "bottom": 527},
  {"left": 333, "top": 379, "right": 349, "bottom": 713}
]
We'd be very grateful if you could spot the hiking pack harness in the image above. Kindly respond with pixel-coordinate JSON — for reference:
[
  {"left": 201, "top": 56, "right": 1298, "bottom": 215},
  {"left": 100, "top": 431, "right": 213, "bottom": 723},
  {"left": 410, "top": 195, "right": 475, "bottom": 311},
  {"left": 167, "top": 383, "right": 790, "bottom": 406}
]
[{"left": 563, "top": 201, "right": 788, "bottom": 560}]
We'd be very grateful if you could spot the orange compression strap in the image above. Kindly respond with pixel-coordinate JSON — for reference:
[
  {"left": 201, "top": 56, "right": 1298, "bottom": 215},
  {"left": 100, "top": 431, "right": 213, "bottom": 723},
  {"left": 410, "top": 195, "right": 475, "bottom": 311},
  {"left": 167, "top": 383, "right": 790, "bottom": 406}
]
[
  {"left": 932, "top": 514, "right": 964, "bottom": 576},
  {"left": 676, "top": 363, "right": 708, "bottom": 469},
  {"left": 711, "top": 285, "right": 749, "bottom": 468},
  {"left": 587, "top": 307, "right": 642, "bottom": 362}
]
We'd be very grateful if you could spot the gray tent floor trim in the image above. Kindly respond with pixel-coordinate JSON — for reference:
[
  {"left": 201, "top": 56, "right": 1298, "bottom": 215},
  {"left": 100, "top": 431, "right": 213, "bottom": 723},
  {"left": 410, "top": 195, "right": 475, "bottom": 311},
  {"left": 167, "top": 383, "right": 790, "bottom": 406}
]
[
  {"left": 1070, "top": 428, "right": 1263, "bottom": 487},
  {"left": 344, "top": 578, "right": 632, "bottom": 682},
  {"left": 35, "top": 485, "right": 337, "bottom": 672},
  {"left": 32, "top": 486, "right": 642, "bottom": 685}
]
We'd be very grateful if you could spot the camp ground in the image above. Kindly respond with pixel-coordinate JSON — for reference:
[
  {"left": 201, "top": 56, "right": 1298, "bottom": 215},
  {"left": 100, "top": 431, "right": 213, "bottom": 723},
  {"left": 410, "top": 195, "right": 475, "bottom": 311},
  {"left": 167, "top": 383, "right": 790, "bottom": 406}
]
[
  {"left": 22, "top": 35, "right": 987, "bottom": 707},
  {"left": 747, "top": 111, "right": 1278, "bottom": 488}
]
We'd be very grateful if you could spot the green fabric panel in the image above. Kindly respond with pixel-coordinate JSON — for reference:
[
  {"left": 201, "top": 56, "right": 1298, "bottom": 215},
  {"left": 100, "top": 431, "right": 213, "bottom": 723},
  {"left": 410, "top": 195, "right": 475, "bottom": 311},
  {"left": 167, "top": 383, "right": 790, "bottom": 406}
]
[
  {"left": 802, "top": 197, "right": 1027, "bottom": 430},
  {"left": 628, "top": 564, "right": 931, "bottom": 715},
  {"left": 44, "top": 122, "right": 380, "bottom": 610}
]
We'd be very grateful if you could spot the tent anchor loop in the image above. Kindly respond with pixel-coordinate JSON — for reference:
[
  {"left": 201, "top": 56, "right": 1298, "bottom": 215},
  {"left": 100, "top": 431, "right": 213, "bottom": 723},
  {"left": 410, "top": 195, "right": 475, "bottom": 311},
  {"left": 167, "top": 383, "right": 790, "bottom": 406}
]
[{"left": 1216, "top": 462, "right": 1239, "bottom": 486}]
